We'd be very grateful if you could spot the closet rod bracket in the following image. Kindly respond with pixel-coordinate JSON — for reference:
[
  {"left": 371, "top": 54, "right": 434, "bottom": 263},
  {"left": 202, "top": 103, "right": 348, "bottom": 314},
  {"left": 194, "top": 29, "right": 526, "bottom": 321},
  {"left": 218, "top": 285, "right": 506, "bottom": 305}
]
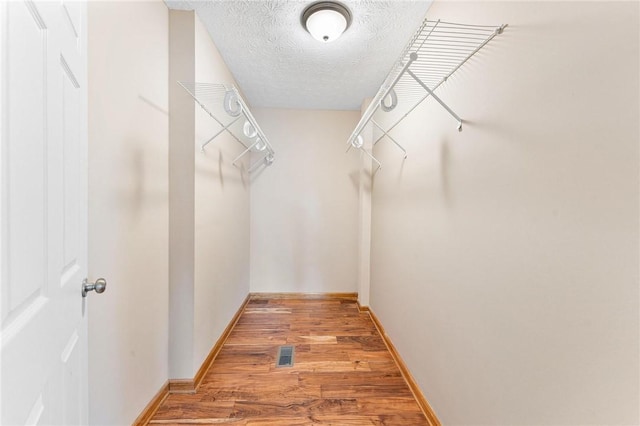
[{"left": 406, "top": 68, "right": 462, "bottom": 130}]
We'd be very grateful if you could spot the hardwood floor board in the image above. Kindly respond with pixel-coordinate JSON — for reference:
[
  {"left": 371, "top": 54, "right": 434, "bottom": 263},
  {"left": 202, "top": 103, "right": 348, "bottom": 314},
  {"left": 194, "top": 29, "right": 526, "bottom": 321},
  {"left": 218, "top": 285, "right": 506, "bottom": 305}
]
[
  {"left": 310, "top": 328, "right": 378, "bottom": 337},
  {"left": 296, "top": 328, "right": 375, "bottom": 337},
  {"left": 271, "top": 360, "right": 371, "bottom": 373},
  {"left": 294, "top": 343, "right": 311, "bottom": 353},
  {"left": 245, "top": 417, "right": 382, "bottom": 425},
  {"left": 232, "top": 323, "right": 290, "bottom": 332},
  {"left": 227, "top": 327, "right": 288, "bottom": 336},
  {"left": 320, "top": 383, "right": 415, "bottom": 399},
  {"left": 312, "top": 341, "right": 364, "bottom": 352},
  {"left": 298, "top": 372, "right": 405, "bottom": 387},
  {"left": 347, "top": 351, "right": 394, "bottom": 362},
  {"left": 224, "top": 330, "right": 288, "bottom": 346},
  {"left": 244, "top": 308, "right": 292, "bottom": 314},
  {"left": 233, "top": 321, "right": 291, "bottom": 329},
  {"left": 308, "top": 310, "right": 360, "bottom": 318},
  {"left": 290, "top": 310, "right": 355, "bottom": 318},
  {"left": 244, "top": 418, "right": 317, "bottom": 426},
  {"left": 367, "top": 360, "right": 404, "bottom": 373},
  {"left": 236, "top": 314, "right": 299, "bottom": 325},
  {"left": 198, "top": 373, "right": 299, "bottom": 390},
  {"left": 197, "top": 384, "right": 323, "bottom": 403},
  {"left": 288, "top": 311, "right": 363, "bottom": 319},
  {"left": 286, "top": 335, "right": 338, "bottom": 345},
  {"left": 213, "top": 345, "right": 280, "bottom": 356},
  {"left": 378, "top": 413, "right": 432, "bottom": 425},
  {"left": 290, "top": 319, "right": 376, "bottom": 330},
  {"left": 149, "top": 421, "right": 247, "bottom": 425},
  {"left": 313, "top": 414, "right": 426, "bottom": 425},
  {"left": 211, "top": 350, "right": 275, "bottom": 362},
  {"left": 206, "top": 363, "right": 272, "bottom": 374},
  {"left": 230, "top": 398, "right": 360, "bottom": 417},
  {"left": 149, "top": 416, "right": 427, "bottom": 426},
  {"left": 295, "top": 349, "right": 350, "bottom": 362},
  {"left": 211, "top": 354, "right": 275, "bottom": 365},
  {"left": 155, "top": 393, "right": 224, "bottom": 406},
  {"left": 152, "top": 400, "right": 235, "bottom": 421},
  {"left": 264, "top": 301, "right": 342, "bottom": 308},
  {"left": 272, "top": 298, "right": 343, "bottom": 304},
  {"left": 149, "top": 298, "right": 429, "bottom": 425},
  {"left": 356, "top": 397, "right": 425, "bottom": 416},
  {"left": 337, "top": 335, "right": 387, "bottom": 351}
]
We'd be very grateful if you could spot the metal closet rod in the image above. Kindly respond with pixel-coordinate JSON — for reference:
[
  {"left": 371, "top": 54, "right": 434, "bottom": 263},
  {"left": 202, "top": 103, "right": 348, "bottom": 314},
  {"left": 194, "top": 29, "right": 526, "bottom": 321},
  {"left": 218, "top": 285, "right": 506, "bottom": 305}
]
[
  {"left": 345, "top": 52, "right": 418, "bottom": 153},
  {"left": 346, "top": 18, "right": 507, "bottom": 170},
  {"left": 178, "top": 82, "right": 275, "bottom": 172},
  {"left": 232, "top": 87, "right": 276, "bottom": 171}
]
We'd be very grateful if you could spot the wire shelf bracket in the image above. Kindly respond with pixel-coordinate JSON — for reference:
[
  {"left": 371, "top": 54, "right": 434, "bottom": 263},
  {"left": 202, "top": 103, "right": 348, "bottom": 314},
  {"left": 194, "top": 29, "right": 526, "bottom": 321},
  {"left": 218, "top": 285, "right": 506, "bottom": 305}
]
[
  {"left": 179, "top": 82, "right": 275, "bottom": 172},
  {"left": 347, "top": 19, "right": 507, "bottom": 171}
]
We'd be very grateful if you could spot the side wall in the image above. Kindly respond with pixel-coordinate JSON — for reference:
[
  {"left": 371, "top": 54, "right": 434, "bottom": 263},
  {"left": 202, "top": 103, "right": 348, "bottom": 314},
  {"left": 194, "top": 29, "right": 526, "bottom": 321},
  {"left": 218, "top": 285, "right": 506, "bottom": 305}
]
[
  {"left": 168, "top": 8, "right": 195, "bottom": 380},
  {"left": 250, "top": 109, "right": 360, "bottom": 293},
  {"left": 168, "top": 10, "right": 251, "bottom": 378},
  {"left": 192, "top": 16, "right": 250, "bottom": 372},
  {"left": 369, "top": 2, "right": 639, "bottom": 425},
  {"left": 88, "top": 1, "right": 169, "bottom": 424}
]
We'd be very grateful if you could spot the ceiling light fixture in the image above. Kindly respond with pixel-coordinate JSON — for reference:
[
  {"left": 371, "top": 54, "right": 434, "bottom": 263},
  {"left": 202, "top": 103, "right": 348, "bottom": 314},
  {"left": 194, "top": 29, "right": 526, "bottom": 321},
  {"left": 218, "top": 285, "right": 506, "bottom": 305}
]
[{"left": 302, "top": 1, "right": 352, "bottom": 43}]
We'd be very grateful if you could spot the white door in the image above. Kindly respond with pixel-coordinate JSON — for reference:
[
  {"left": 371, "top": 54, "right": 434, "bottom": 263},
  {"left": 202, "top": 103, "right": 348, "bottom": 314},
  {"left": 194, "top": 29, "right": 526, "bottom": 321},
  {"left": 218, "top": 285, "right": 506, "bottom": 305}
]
[{"left": 1, "top": 1, "right": 92, "bottom": 424}]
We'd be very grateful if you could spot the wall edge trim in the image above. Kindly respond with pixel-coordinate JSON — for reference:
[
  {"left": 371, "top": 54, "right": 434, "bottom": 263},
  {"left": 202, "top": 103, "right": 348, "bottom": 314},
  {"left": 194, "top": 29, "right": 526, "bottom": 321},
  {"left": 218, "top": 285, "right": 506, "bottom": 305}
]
[
  {"left": 192, "top": 293, "right": 252, "bottom": 389},
  {"left": 131, "top": 380, "right": 169, "bottom": 426},
  {"left": 357, "top": 302, "right": 441, "bottom": 426},
  {"left": 134, "top": 294, "right": 251, "bottom": 424},
  {"left": 168, "top": 379, "right": 196, "bottom": 394},
  {"left": 250, "top": 292, "right": 358, "bottom": 300}
]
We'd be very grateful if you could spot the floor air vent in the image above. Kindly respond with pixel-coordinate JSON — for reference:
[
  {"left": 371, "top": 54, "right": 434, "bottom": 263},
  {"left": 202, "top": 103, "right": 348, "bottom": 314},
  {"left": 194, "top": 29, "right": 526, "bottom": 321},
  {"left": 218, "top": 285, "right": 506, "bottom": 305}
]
[{"left": 276, "top": 345, "right": 294, "bottom": 368}]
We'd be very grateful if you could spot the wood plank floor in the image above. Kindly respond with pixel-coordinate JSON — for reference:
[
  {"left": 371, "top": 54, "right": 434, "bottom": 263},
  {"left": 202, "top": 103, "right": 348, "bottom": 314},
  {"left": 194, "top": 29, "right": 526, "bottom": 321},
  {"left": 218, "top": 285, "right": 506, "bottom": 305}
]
[{"left": 149, "top": 297, "right": 428, "bottom": 425}]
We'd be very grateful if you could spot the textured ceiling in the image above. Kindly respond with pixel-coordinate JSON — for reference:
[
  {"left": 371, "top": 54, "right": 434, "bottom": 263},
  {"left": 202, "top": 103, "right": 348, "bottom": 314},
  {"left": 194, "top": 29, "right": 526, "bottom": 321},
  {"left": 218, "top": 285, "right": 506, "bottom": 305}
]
[{"left": 164, "top": 0, "right": 433, "bottom": 110}]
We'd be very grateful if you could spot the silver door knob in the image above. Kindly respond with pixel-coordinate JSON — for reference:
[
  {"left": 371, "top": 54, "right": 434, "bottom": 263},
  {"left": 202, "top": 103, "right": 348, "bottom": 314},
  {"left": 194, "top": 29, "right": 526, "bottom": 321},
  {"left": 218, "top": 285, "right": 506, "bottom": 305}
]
[{"left": 82, "top": 278, "right": 107, "bottom": 297}]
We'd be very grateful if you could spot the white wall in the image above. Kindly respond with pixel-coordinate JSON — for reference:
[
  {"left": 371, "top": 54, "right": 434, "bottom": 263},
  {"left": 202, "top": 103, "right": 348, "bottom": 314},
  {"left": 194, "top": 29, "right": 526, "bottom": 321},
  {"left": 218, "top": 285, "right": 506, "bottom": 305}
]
[
  {"left": 88, "top": 1, "right": 169, "bottom": 424},
  {"left": 168, "top": 8, "right": 195, "bottom": 380},
  {"left": 168, "top": 10, "right": 251, "bottom": 378},
  {"left": 369, "top": 2, "right": 639, "bottom": 425},
  {"left": 357, "top": 99, "right": 373, "bottom": 307},
  {"left": 88, "top": 4, "right": 249, "bottom": 423},
  {"left": 193, "top": 16, "right": 250, "bottom": 372},
  {"left": 250, "top": 109, "right": 360, "bottom": 293}
]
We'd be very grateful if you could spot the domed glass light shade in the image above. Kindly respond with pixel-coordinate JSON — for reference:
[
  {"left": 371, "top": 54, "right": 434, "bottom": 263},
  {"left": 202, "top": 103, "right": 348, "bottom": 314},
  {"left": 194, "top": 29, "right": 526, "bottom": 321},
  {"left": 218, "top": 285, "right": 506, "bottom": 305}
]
[{"left": 302, "top": 2, "right": 352, "bottom": 43}]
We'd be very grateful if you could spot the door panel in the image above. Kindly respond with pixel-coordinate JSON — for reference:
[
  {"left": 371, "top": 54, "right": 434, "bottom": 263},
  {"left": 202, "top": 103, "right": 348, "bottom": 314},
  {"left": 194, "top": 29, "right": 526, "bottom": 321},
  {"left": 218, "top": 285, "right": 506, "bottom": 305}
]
[
  {"left": 1, "top": 0, "right": 88, "bottom": 424},
  {"left": 62, "top": 55, "right": 81, "bottom": 279},
  {"left": 4, "top": 0, "right": 47, "bottom": 317}
]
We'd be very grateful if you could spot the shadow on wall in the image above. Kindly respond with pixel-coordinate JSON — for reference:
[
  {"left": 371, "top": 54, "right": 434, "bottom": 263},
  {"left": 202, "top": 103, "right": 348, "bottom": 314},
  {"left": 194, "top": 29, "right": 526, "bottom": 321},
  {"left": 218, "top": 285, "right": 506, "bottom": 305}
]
[
  {"left": 218, "top": 151, "right": 224, "bottom": 188},
  {"left": 138, "top": 95, "right": 168, "bottom": 116},
  {"left": 248, "top": 157, "right": 271, "bottom": 184},
  {"left": 191, "top": 134, "right": 275, "bottom": 188},
  {"left": 348, "top": 169, "right": 375, "bottom": 193},
  {"left": 111, "top": 95, "right": 171, "bottom": 221},
  {"left": 119, "top": 144, "right": 168, "bottom": 222},
  {"left": 394, "top": 156, "right": 406, "bottom": 185},
  {"left": 439, "top": 139, "right": 452, "bottom": 209},
  {"left": 194, "top": 148, "right": 248, "bottom": 190}
]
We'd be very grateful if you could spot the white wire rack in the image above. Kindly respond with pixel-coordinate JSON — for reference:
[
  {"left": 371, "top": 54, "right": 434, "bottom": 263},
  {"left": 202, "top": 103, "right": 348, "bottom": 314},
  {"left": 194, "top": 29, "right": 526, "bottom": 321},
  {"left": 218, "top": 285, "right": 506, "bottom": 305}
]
[
  {"left": 347, "top": 19, "right": 507, "bottom": 170},
  {"left": 179, "top": 82, "right": 275, "bottom": 172}
]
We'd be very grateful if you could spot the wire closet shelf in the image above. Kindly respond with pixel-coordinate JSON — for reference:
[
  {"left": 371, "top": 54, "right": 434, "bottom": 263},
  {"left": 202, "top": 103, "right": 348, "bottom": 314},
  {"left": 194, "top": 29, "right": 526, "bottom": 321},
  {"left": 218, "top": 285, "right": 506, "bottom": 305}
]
[
  {"left": 179, "top": 82, "right": 275, "bottom": 172},
  {"left": 347, "top": 19, "right": 507, "bottom": 170}
]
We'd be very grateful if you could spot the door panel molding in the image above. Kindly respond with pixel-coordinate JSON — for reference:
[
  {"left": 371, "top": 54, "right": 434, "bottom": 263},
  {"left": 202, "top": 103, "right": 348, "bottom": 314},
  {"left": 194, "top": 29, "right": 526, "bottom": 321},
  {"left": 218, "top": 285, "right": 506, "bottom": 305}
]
[{"left": 1, "top": 1, "right": 89, "bottom": 424}]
